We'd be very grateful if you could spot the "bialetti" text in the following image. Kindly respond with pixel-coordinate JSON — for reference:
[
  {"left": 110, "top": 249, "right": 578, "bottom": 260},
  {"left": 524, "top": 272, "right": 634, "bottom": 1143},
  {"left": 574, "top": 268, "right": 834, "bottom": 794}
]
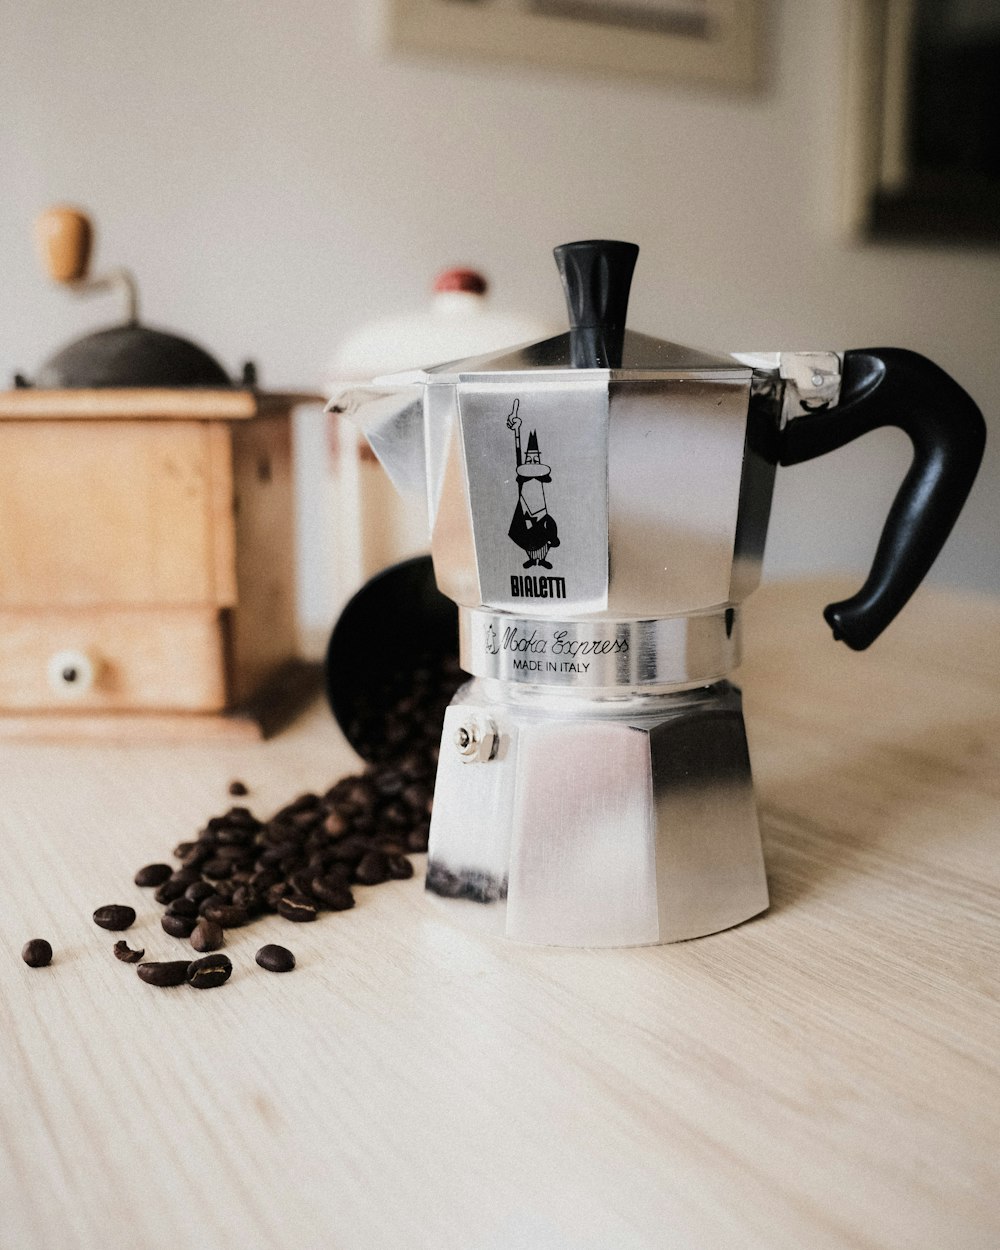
[{"left": 510, "top": 574, "right": 566, "bottom": 600}]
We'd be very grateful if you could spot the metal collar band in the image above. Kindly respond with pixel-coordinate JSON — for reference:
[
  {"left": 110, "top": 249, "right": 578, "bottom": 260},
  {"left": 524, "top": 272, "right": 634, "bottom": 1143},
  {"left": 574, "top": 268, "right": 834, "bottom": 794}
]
[{"left": 459, "top": 607, "right": 740, "bottom": 691}]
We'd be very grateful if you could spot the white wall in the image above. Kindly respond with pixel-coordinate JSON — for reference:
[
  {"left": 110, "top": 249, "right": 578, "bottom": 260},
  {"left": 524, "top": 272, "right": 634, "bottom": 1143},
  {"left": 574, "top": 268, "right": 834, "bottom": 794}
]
[{"left": 2, "top": 0, "right": 997, "bottom": 639}]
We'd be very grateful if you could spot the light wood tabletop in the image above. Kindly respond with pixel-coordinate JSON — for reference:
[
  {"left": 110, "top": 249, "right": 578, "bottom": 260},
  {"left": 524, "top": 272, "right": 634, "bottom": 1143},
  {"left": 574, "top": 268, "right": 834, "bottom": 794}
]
[{"left": 1, "top": 579, "right": 998, "bottom": 1250}]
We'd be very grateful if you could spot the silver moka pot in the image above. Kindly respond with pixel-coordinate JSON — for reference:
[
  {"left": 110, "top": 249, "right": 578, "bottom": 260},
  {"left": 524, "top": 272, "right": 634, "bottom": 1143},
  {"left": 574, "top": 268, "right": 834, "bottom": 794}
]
[{"left": 330, "top": 240, "right": 984, "bottom": 947}]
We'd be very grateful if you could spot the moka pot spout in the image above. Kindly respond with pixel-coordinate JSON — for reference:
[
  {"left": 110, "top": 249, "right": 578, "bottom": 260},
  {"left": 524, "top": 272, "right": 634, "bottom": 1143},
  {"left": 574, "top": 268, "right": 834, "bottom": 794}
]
[{"left": 326, "top": 373, "right": 428, "bottom": 505}]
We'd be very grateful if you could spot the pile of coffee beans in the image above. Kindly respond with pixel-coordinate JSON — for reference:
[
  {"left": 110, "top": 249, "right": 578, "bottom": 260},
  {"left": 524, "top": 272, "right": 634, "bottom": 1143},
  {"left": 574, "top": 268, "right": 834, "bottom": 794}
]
[
  {"left": 131, "top": 652, "right": 464, "bottom": 955},
  {"left": 24, "top": 651, "right": 464, "bottom": 990}
]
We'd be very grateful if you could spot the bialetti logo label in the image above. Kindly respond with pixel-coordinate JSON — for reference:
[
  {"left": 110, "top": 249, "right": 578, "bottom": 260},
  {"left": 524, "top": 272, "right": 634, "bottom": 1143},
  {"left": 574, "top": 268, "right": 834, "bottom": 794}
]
[
  {"left": 505, "top": 399, "right": 567, "bottom": 596},
  {"left": 510, "top": 574, "right": 566, "bottom": 599}
]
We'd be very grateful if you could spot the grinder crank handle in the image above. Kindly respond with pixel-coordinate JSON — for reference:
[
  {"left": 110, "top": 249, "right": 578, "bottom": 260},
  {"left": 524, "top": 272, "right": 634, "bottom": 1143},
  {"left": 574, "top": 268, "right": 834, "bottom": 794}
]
[
  {"left": 34, "top": 204, "right": 139, "bottom": 323},
  {"left": 779, "top": 348, "right": 986, "bottom": 650}
]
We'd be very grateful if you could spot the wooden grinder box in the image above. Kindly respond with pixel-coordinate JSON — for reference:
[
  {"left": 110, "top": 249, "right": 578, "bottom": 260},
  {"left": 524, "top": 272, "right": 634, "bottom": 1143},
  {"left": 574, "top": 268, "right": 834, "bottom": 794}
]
[{"left": 0, "top": 387, "right": 321, "bottom": 739}]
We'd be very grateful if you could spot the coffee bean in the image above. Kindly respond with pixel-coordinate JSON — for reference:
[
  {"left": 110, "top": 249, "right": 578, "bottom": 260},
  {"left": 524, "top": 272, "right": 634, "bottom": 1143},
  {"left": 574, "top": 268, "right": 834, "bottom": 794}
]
[
  {"left": 354, "top": 851, "right": 390, "bottom": 886},
  {"left": 137, "top": 960, "right": 191, "bottom": 987},
  {"left": 277, "top": 895, "right": 317, "bottom": 923},
  {"left": 165, "top": 897, "right": 199, "bottom": 920},
  {"left": 197, "top": 893, "right": 228, "bottom": 917},
  {"left": 406, "top": 828, "right": 429, "bottom": 853},
  {"left": 162, "top": 913, "right": 197, "bottom": 939},
  {"left": 93, "top": 904, "right": 136, "bottom": 931},
  {"left": 113, "top": 940, "right": 145, "bottom": 963},
  {"left": 190, "top": 920, "right": 224, "bottom": 953},
  {"left": 134, "top": 863, "right": 172, "bottom": 888},
  {"left": 169, "top": 867, "right": 203, "bottom": 888},
  {"left": 265, "top": 881, "right": 289, "bottom": 908},
  {"left": 184, "top": 881, "right": 216, "bottom": 905},
  {"left": 230, "top": 884, "right": 260, "bottom": 911},
  {"left": 256, "top": 944, "right": 295, "bottom": 973},
  {"left": 201, "top": 857, "right": 234, "bottom": 880},
  {"left": 154, "top": 878, "right": 188, "bottom": 905},
  {"left": 172, "top": 841, "right": 197, "bottom": 859},
  {"left": 228, "top": 779, "right": 249, "bottom": 796},
  {"left": 289, "top": 869, "right": 316, "bottom": 899},
  {"left": 310, "top": 877, "right": 355, "bottom": 910},
  {"left": 200, "top": 903, "right": 250, "bottom": 928},
  {"left": 21, "top": 939, "right": 52, "bottom": 967},
  {"left": 187, "top": 953, "right": 232, "bottom": 989},
  {"left": 387, "top": 854, "right": 414, "bottom": 880}
]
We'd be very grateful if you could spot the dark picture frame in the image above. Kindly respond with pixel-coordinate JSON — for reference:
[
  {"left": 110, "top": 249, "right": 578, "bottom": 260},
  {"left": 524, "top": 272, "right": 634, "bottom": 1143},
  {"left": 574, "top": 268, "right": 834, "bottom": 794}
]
[{"left": 844, "top": 0, "right": 1000, "bottom": 246}]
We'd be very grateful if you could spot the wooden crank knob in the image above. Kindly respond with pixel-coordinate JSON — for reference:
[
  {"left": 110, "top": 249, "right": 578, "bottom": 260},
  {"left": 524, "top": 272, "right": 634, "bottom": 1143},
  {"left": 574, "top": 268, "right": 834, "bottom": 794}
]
[{"left": 35, "top": 205, "right": 93, "bottom": 283}]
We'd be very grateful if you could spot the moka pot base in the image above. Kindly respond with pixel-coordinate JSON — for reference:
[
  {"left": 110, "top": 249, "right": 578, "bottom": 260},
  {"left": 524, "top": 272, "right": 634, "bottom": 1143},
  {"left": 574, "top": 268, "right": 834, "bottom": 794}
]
[{"left": 425, "top": 676, "right": 768, "bottom": 947}]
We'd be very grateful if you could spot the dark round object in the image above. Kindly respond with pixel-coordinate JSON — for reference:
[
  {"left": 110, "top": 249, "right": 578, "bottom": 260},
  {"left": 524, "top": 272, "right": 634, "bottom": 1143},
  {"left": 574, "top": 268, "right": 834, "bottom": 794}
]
[
  {"left": 187, "top": 954, "right": 232, "bottom": 989},
  {"left": 161, "top": 913, "right": 197, "bottom": 939},
  {"left": 256, "top": 944, "right": 295, "bottom": 973},
  {"left": 137, "top": 960, "right": 191, "bottom": 987},
  {"left": 325, "top": 555, "right": 458, "bottom": 764},
  {"left": 35, "top": 323, "right": 232, "bottom": 389},
  {"left": 22, "top": 939, "right": 53, "bottom": 967},
  {"left": 93, "top": 904, "right": 136, "bottom": 931},
  {"left": 134, "top": 863, "right": 173, "bottom": 888}
]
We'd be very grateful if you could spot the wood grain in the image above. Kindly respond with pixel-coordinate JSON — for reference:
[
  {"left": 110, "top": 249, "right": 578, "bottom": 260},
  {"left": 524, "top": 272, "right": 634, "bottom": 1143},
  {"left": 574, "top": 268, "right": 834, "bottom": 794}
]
[
  {"left": 0, "top": 606, "right": 227, "bottom": 710},
  {"left": 0, "top": 579, "right": 997, "bottom": 1250},
  {"left": 0, "top": 420, "right": 220, "bottom": 607},
  {"left": 0, "top": 389, "right": 323, "bottom": 420},
  {"left": 226, "top": 412, "right": 299, "bottom": 703}
]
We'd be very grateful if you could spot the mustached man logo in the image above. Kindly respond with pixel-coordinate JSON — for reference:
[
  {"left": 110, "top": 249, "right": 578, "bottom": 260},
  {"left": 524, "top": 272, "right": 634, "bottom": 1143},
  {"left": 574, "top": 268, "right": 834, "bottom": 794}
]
[{"left": 506, "top": 399, "right": 565, "bottom": 600}]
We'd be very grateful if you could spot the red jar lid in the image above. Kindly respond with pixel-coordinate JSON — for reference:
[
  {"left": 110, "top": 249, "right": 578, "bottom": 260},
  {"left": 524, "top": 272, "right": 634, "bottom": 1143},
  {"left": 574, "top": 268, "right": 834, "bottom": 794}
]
[{"left": 433, "top": 267, "right": 488, "bottom": 296}]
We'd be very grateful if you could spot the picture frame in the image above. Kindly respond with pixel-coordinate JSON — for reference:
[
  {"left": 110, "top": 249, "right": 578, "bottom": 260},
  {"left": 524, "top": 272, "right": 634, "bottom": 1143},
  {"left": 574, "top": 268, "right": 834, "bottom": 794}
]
[
  {"left": 842, "top": 0, "right": 1000, "bottom": 246},
  {"left": 383, "top": 0, "right": 763, "bottom": 90}
]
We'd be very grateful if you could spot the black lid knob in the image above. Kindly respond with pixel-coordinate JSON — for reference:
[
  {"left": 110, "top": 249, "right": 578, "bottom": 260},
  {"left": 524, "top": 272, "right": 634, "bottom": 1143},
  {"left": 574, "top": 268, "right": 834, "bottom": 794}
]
[{"left": 553, "top": 240, "right": 639, "bottom": 368}]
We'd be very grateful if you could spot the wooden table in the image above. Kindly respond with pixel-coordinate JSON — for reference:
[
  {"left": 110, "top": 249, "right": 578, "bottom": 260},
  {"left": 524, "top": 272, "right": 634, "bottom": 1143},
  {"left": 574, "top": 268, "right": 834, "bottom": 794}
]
[{"left": 2, "top": 580, "right": 998, "bottom": 1250}]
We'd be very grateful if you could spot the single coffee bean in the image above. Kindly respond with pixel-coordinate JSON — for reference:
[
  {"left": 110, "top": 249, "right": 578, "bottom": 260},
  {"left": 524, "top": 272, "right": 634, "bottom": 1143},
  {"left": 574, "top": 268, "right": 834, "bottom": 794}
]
[
  {"left": 277, "top": 895, "right": 318, "bottom": 923},
  {"left": 265, "top": 881, "right": 290, "bottom": 908},
  {"left": 134, "top": 863, "right": 172, "bottom": 888},
  {"left": 181, "top": 843, "right": 214, "bottom": 870},
  {"left": 165, "top": 897, "right": 199, "bottom": 920},
  {"left": 184, "top": 881, "right": 216, "bottom": 905},
  {"left": 189, "top": 920, "right": 224, "bottom": 953},
  {"left": 387, "top": 853, "right": 414, "bottom": 880},
  {"left": 202, "top": 857, "right": 234, "bottom": 880},
  {"left": 354, "top": 850, "right": 391, "bottom": 886},
  {"left": 228, "top": 779, "right": 249, "bottom": 796},
  {"left": 162, "top": 913, "right": 197, "bottom": 939},
  {"left": 230, "top": 884, "right": 260, "bottom": 911},
  {"left": 154, "top": 878, "right": 188, "bottom": 905},
  {"left": 171, "top": 866, "right": 205, "bottom": 887},
  {"left": 195, "top": 892, "right": 224, "bottom": 913},
  {"left": 173, "top": 840, "right": 197, "bottom": 859},
  {"left": 187, "top": 953, "right": 232, "bottom": 989},
  {"left": 289, "top": 869, "right": 317, "bottom": 899},
  {"left": 256, "top": 944, "right": 295, "bottom": 973},
  {"left": 406, "top": 828, "right": 429, "bottom": 853},
  {"left": 93, "top": 904, "right": 136, "bottom": 931},
  {"left": 310, "top": 877, "right": 355, "bottom": 911},
  {"left": 21, "top": 939, "right": 52, "bottom": 967},
  {"left": 200, "top": 903, "right": 251, "bottom": 928},
  {"left": 113, "top": 940, "right": 145, "bottom": 963},
  {"left": 137, "top": 960, "right": 191, "bottom": 987}
]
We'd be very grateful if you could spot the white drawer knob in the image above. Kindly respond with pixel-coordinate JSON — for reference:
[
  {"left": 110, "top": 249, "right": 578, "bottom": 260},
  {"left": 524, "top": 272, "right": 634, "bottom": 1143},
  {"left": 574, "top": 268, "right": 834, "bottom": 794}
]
[{"left": 46, "top": 649, "right": 98, "bottom": 697}]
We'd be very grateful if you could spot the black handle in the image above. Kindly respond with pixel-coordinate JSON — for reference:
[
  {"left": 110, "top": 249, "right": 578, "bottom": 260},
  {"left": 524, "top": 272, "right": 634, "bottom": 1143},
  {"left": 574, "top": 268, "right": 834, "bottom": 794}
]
[
  {"left": 780, "top": 348, "right": 985, "bottom": 650},
  {"left": 553, "top": 239, "right": 639, "bottom": 368}
]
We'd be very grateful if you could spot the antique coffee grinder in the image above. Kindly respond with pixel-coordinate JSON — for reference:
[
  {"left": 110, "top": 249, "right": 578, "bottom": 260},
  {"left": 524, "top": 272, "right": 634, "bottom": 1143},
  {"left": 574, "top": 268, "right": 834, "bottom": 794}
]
[{"left": 331, "top": 239, "right": 984, "bottom": 947}]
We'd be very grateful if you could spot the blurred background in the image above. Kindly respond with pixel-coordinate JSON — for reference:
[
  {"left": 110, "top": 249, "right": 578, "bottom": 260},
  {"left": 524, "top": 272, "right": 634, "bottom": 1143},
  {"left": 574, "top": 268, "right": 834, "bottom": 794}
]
[{"left": 1, "top": 0, "right": 997, "bottom": 648}]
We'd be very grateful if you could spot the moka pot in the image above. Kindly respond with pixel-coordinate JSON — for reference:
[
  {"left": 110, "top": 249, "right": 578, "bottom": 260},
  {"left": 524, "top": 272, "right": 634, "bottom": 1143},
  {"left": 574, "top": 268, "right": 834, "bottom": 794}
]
[{"left": 329, "top": 239, "right": 985, "bottom": 947}]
